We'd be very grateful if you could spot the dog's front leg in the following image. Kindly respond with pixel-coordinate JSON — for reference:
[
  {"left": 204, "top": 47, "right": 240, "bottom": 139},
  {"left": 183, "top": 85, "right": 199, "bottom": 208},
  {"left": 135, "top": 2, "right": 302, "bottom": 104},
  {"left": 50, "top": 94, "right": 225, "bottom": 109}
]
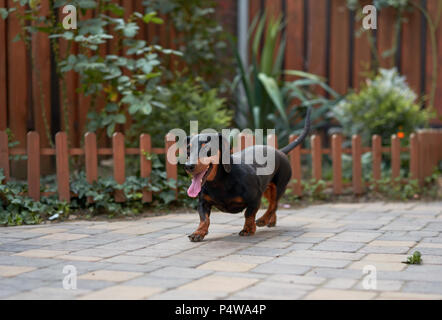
[{"left": 188, "top": 201, "right": 211, "bottom": 242}]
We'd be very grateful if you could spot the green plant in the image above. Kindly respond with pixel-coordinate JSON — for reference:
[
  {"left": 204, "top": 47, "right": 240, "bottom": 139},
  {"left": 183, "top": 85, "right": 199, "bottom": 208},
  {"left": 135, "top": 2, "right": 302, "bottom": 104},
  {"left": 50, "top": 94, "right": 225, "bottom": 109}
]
[
  {"left": 1, "top": 0, "right": 181, "bottom": 144},
  {"left": 0, "top": 167, "right": 196, "bottom": 226},
  {"left": 127, "top": 75, "right": 232, "bottom": 147},
  {"left": 233, "top": 12, "right": 341, "bottom": 144},
  {"left": 347, "top": 0, "right": 441, "bottom": 111},
  {"left": 283, "top": 179, "right": 328, "bottom": 203},
  {"left": 143, "top": 0, "right": 231, "bottom": 91},
  {"left": 369, "top": 175, "right": 421, "bottom": 200},
  {"left": 332, "top": 68, "right": 431, "bottom": 146},
  {"left": 403, "top": 251, "right": 422, "bottom": 265}
]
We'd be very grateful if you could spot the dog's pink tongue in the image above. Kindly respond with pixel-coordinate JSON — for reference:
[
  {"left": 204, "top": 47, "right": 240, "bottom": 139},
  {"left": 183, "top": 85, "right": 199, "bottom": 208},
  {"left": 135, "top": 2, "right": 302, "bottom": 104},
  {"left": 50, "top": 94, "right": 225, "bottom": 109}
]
[{"left": 187, "top": 171, "right": 206, "bottom": 198}]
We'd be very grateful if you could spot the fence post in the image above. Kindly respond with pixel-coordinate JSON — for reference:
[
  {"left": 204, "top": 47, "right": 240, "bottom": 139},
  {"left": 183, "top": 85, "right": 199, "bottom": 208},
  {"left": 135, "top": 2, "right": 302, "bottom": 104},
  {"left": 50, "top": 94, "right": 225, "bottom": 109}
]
[
  {"left": 372, "top": 135, "right": 382, "bottom": 186},
  {"left": 391, "top": 134, "right": 400, "bottom": 180},
  {"left": 113, "top": 132, "right": 126, "bottom": 202},
  {"left": 140, "top": 134, "right": 152, "bottom": 203},
  {"left": 85, "top": 132, "right": 98, "bottom": 184},
  {"left": 289, "top": 135, "right": 302, "bottom": 196},
  {"left": 331, "top": 134, "right": 342, "bottom": 195},
  {"left": 0, "top": 131, "right": 9, "bottom": 182},
  {"left": 27, "top": 132, "right": 40, "bottom": 201},
  {"left": 56, "top": 132, "right": 70, "bottom": 202},
  {"left": 352, "top": 134, "right": 363, "bottom": 194},
  {"left": 165, "top": 133, "right": 178, "bottom": 199},
  {"left": 311, "top": 135, "right": 322, "bottom": 181},
  {"left": 410, "top": 133, "right": 419, "bottom": 180}
]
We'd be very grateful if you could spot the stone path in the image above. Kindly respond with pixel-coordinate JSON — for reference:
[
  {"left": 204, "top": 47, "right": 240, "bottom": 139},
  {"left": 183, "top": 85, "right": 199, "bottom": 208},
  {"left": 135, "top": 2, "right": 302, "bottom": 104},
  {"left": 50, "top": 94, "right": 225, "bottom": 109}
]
[{"left": 1, "top": 201, "right": 442, "bottom": 300}]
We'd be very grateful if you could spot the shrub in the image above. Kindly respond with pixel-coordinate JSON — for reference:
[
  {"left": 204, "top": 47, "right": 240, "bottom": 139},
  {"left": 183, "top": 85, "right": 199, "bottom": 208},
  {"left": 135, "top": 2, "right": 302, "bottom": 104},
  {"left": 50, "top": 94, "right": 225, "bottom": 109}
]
[
  {"left": 332, "top": 68, "right": 431, "bottom": 146},
  {"left": 127, "top": 75, "right": 233, "bottom": 147}
]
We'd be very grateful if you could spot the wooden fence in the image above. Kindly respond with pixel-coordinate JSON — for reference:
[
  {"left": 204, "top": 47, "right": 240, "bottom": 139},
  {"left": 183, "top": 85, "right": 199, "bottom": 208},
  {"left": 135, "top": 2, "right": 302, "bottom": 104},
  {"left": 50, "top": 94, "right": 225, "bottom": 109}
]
[
  {"left": 1, "top": 0, "right": 441, "bottom": 154},
  {"left": 1, "top": 130, "right": 436, "bottom": 203}
]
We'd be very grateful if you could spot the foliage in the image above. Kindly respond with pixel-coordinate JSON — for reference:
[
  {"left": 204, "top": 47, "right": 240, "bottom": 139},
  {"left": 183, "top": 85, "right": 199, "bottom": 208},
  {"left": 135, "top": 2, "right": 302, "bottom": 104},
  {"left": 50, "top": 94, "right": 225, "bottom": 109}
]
[
  {"left": 332, "top": 68, "right": 430, "bottom": 146},
  {"left": 143, "top": 0, "right": 231, "bottom": 91},
  {"left": 403, "top": 251, "right": 422, "bottom": 265},
  {"left": 347, "top": 0, "right": 441, "bottom": 111},
  {"left": 127, "top": 75, "right": 233, "bottom": 147},
  {"left": 1, "top": 0, "right": 181, "bottom": 143},
  {"left": 283, "top": 179, "right": 329, "bottom": 203},
  {"left": 233, "top": 12, "right": 342, "bottom": 144},
  {"left": 0, "top": 168, "right": 196, "bottom": 227}
]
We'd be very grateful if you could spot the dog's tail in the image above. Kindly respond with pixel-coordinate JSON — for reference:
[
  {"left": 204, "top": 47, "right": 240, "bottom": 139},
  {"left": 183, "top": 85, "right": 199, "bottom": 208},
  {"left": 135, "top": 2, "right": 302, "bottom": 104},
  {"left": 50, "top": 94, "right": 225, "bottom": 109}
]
[{"left": 279, "top": 106, "right": 312, "bottom": 155}]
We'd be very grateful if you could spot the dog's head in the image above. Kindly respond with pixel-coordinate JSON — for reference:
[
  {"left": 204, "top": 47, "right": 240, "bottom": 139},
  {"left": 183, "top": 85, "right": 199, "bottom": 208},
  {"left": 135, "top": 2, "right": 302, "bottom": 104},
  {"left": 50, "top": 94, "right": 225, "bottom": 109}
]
[{"left": 184, "top": 133, "right": 231, "bottom": 198}]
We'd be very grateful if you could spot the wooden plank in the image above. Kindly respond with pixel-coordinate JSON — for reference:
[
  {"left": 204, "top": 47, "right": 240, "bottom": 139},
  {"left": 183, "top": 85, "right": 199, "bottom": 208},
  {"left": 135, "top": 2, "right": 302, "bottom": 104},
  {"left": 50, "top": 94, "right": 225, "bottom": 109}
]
[
  {"left": 165, "top": 133, "right": 178, "bottom": 199},
  {"left": 352, "top": 134, "right": 363, "bottom": 194},
  {"left": 331, "top": 134, "right": 342, "bottom": 195},
  {"left": 85, "top": 132, "right": 98, "bottom": 184},
  {"left": 0, "top": 0, "right": 6, "bottom": 130},
  {"left": 32, "top": 0, "right": 51, "bottom": 149},
  {"left": 426, "top": 0, "right": 442, "bottom": 122},
  {"left": 27, "top": 132, "right": 40, "bottom": 201},
  {"left": 377, "top": 7, "right": 396, "bottom": 68},
  {"left": 311, "top": 134, "right": 322, "bottom": 181},
  {"left": 391, "top": 134, "right": 400, "bottom": 180},
  {"left": 401, "top": 0, "right": 422, "bottom": 95},
  {"left": 409, "top": 133, "right": 419, "bottom": 180},
  {"left": 307, "top": 0, "right": 328, "bottom": 94},
  {"left": 0, "top": 131, "right": 10, "bottom": 181},
  {"left": 140, "top": 134, "right": 152, "bottom": 203},
  {"left": 55, "top": 132, "right": 70, "bottom": 202},
  {"left": 330, "top": 0, "right": 350, "bottom": 95},
  {"left": 353, "top": 0, "right": 372, "bottom": 90},
  {"left": 113, "top": 132, "right": 126, "bottom": 202},
  {"left": 372, "top": 134, "right": 382, "bottom": 182},
  {"left": 289, "top": 134, "right": 302, "bottom": 196},
  {"left": 285, "top": 0, "right": 305, "bottom": 74},
  {"left": 7, "top": 0, "right": 28, "bottom": 179}
]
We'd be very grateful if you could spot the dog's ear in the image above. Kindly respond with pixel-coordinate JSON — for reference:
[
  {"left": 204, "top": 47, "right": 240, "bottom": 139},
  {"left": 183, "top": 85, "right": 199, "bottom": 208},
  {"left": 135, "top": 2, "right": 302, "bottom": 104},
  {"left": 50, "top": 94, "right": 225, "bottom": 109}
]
[{"left": 218, "top": 133, "right": 232, "bottom": 173}]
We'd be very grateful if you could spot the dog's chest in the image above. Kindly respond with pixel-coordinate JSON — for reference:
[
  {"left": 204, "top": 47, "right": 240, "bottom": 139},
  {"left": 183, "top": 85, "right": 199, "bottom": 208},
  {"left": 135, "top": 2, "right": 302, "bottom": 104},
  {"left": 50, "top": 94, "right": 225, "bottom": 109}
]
[{"left": 202, "top": 184, "right": 247, "bottom": 213}]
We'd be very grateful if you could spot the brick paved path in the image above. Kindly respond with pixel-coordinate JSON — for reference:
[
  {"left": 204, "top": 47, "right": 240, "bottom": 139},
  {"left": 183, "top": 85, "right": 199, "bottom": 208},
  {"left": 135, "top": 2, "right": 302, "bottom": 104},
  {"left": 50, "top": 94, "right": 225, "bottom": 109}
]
[{"left": 1, "top": 201, "right": 442, "bottom": 300}]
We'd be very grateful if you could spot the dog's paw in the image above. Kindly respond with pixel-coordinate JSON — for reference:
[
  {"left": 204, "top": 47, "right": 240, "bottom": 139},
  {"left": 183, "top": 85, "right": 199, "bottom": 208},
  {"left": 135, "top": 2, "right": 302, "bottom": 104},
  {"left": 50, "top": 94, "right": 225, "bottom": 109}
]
[
  {"left": 256, "top": 218, "right": 267, "bottom": 227},
  {"left": 239, "top": 229, "right": 255, "bottom": 237},
  {"left": 188, "top": 232, "right": 206, "bottom": 242}
]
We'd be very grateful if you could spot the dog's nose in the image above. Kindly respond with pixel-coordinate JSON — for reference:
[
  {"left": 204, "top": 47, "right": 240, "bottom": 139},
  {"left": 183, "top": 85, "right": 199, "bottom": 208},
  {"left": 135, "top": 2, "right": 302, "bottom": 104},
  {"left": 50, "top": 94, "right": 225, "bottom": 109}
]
[{"left": 184, "top": 163, "right": 196, "bottom": 172}]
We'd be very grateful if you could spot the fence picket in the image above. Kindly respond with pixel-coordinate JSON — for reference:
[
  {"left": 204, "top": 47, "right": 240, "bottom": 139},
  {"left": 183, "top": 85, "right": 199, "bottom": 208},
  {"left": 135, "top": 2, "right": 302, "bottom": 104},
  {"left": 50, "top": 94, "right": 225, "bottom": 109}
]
[
  {"left": 391, "top": 134, "right": 400, "bottom": 180},
  {"left": 140, "top": 134, "right": 152, "bottom": 203},
  {"left": 0, "top": 131, "right": 9, "bottom": 181},
  {"left": 56, "top": 132, "right": 70, "bottom": 202},
  {"left": 266, "top": 134, "right": 278, "bottom": 148},
  {"left": 352, "top": 134, "right": 363, "bottom": 194},
  {"left": 85, "top": 132, "right": 98, "bottom": 184},
  {"left": 372, "top": 135, "right": 382, "bottom": 183},
  {"left": 332, "top": 134, "right": 342, "bottom": 195},
  {"left": 165, "top": 133, "right": 178, "bottom": 199},
  {"left": 289, "top": 135, "right": 302, "bottom": 196},
  {"left": 311, "top": 135, "right": 322, "bottom": 181},
  {"left": 113, "top": 132, "right": 126, "bottom": 202},
  {"left": 27, "top": 132, "right": 40, "bottom": 201},
  {"left": 410, "top": 133, "right": 419, "bottom": 180}
]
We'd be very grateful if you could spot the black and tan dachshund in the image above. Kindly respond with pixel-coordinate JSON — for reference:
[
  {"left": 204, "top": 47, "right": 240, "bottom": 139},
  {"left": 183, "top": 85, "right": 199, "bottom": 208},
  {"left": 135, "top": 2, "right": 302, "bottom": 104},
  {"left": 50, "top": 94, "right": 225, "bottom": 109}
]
[{"left": 183, "top": 107, "right": 311, "bottom": 242}]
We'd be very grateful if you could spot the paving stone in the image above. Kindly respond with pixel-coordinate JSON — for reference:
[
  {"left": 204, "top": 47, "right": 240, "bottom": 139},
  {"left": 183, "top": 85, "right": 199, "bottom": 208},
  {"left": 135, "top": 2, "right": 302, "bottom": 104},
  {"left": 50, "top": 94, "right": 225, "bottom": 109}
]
[
  {"left": 402, "top": 281, "right": 442, "bottom": 295},
  {"left": 267, "top": 274, "right": 326, "bottom": 285},
  {"left": 271, "top": 256, "right": 351, "bottom": 268},
  {"left": 14, "top": 249, "right": 69, "bottom": 258},
  {"left": 0, "top": 243, "right": 44, "bottom": 253},
  {"left": 306, "top": 267, "right": 364, "bottom": 280},
  {"left": 0, "top": 265, "right": 36, "bottom": 277},
  {"left": 329, "top": 231, "right": 381, "bottom": 243},
  {"left": 376, "top": 291, "right": 442, "bottom": 300},
  {"left": 231, "top": 281, "right": 309, "bottom": 299},
  {"left": 323, "top": 278, "right": 357, "bottom": 290},
  {"left": 104, "top": 263, "right": 162, "bottom": 273},
  {"left": 304, "top": 288, "right": 376, "bottom": 300},
  {"left": 237, "top": 247, "right": 291, "bottom": 257},
  {"left": 312, "top": 241, "right": 365, "bottom": 252},
  {"left": 178, "top": 275, "right": 259, "bottom": 293},
  {"left": 219, "top": 254, "right": 273, "bottom": 264},
  {"left": 348, "top": 261, "right": 406, "bottom": 272},
  {"left": 122, "top": 275, "right": 193, "bottom": 289},
  {"left": 79, "top": 270, "right": 143, "bottom": 282},
  {"left": 353, "top": 280, "right": 403, "bottom": 292},
  {"left": 250, "top": 262, "right": 311, "bottom": 275},
  {"left": 148, "top": 266, "right": 213, "bottom": 279},
  {"left": 71, "top": 248, "right": 127, "bottom": 258},
  {"left": 287, "top": 250, "right": 364, "bottom": 261},
  {"left": 6, "top": 287, "right": 90, "bottom": 300},
  {"left": 103, "top": 255, "right": 156, "bottom": 264},
  {"left": 358, "top": 246, "right": 410, "bottom": 254},
  {"left": 79, "top": 285, "right": 163, "bottom": 300},
  {"left": 197, "top": 261, "right": 257, "bottom": 272},
  {"left": 368, "top": 240, "right": 416, "bottom": 247},
  {"left": 149, "top": 289, "right": 227, "bottom": 300},
  {"left": 40, "top": 233, "right": 90, "bottom": 241}
]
